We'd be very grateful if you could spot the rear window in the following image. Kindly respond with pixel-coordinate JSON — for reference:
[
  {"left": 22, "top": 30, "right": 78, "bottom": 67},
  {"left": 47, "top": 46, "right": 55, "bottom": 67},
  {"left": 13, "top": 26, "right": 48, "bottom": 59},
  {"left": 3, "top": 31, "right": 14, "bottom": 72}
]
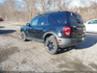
[
  {"left": 48, "top": 12, "right": 83, "bottom": 26},
  {"left": 68, "top": 13, "right": 83, "bottom": 25}
]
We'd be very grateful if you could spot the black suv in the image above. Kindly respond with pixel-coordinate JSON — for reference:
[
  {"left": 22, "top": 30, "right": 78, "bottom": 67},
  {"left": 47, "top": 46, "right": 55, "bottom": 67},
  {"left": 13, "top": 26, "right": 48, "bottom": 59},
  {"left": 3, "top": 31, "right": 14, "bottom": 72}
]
[{"left": 21, "top": 11, "right": 85, "bottom": 54}]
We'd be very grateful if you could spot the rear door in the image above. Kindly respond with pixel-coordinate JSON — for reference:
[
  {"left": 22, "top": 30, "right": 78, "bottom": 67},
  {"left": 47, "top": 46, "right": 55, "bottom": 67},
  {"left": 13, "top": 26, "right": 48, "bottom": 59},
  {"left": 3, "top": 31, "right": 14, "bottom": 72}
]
[{"left": 32, "top": 16, "right": 47, "bottom": 39}]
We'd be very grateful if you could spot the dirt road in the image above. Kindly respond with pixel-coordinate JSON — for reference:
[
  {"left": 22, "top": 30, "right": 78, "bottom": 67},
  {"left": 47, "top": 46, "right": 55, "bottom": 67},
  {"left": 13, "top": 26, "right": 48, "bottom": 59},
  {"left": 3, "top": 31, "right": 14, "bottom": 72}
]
[{"left": 0, "top": 22, "right": 97, "bottom": 72}]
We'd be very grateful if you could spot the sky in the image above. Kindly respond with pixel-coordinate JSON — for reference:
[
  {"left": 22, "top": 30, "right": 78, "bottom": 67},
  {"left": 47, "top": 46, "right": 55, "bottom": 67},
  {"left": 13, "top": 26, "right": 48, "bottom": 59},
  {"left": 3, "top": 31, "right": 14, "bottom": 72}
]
[
  {"left": 0, "top": 0, "right": 26, "bottom": 11},
  {"left": 66, "top": 0, "right": 97, "bottom": 8},
  {"left": 0, "top": 0, "right": 5, "bottom": 4},
  {"left": 15, "top": 0, "right": 27, "bottom": 11}
]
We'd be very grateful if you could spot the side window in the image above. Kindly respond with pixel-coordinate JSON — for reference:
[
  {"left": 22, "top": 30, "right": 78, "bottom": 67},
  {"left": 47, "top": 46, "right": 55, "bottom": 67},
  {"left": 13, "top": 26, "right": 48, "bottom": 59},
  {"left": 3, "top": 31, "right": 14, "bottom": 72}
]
[
  {"left": 93, "top": 20, "right": 97, "bottom": 24},
  {"left": 31, "top": 18, "right": 39, "bottom": 26},
  {"left": 88, "top": 20, "right": 97, "bottom": 24},
  {"left": 48, "top": 15, "right": 57, "bottom": 25},
  {"left": 38, "top": 17, "right": 47, "bottom": 26}
]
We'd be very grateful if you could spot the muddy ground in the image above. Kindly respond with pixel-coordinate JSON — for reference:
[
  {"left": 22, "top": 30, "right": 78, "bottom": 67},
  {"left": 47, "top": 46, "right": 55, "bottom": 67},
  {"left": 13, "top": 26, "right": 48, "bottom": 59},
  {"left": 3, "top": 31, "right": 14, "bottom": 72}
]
[{"left": 0, "top": 22, "right": 97, "bottom": 72}]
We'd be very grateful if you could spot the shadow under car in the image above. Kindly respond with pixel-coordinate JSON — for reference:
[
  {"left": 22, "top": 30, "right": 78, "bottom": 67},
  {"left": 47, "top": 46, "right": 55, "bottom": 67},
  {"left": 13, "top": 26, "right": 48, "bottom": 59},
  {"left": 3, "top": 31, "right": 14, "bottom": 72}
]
[
  {"left": 57, "top": 33, "right": 97, "bottom": 54},
  {"left": 76, "top": 33, "right": 97, "bottom": 49}
]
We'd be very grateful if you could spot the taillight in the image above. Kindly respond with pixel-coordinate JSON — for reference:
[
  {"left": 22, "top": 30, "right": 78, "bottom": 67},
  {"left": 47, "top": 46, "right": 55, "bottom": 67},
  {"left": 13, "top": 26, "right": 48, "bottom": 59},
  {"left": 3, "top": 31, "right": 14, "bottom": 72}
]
[{"left": 63, "top": 26, "right": 72, "bottom": 36}]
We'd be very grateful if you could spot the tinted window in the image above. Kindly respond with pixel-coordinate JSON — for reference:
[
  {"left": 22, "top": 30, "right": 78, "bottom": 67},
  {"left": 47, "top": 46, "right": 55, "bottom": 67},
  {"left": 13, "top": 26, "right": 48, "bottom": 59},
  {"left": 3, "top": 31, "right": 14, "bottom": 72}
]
[
  {"left": 88, "top": 20, "right": 97, "bottom": 24},
  {"left": 48, "top": 13, "right": 67, "bottom": 25},
  {"left": 48, "top": 12, "right": 83, "bottom": 26},
  {"left": 31, "top": 17, "right": 39, "bottom": 26},
  {"left": 68, "top": 13, "right": 83, "bottom": 25},
  {"left": 38, "top": 16, "right": 48, "bottom": 26}
]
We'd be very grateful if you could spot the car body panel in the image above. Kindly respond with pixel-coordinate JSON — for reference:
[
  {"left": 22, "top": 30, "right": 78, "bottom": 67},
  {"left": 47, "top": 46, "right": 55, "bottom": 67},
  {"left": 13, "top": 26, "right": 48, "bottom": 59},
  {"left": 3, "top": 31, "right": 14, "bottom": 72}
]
[
  {"left": 21, "top": 11, "right": 85, "bottom": 48},
  {"left": 84, "top": 19, "right": 97, "bottom": 33}
]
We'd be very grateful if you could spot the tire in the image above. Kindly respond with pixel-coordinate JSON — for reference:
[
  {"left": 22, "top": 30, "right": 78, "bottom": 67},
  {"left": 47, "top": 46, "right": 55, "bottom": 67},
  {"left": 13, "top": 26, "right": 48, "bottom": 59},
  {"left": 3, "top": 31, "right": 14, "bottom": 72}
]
[
  {"left": 21, "top": 32, "right": 28, "bottom": 41},
  {"left": 45, "top": 35, "right": 59, "bottom": 55}
]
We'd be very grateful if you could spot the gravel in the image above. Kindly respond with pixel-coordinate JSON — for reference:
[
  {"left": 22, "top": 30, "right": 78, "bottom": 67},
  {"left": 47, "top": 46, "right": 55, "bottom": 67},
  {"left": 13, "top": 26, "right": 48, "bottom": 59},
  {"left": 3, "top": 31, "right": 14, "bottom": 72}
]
[{"left": 0, "top": 23, "right": 97, "bottom": 72}]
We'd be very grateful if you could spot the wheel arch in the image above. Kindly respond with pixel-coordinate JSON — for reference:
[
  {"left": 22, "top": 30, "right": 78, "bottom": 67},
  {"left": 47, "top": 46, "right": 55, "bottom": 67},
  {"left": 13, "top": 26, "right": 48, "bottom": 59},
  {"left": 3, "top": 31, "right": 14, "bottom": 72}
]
[{"left": 43, "top": 32, "right": 58, "bottom": 42}]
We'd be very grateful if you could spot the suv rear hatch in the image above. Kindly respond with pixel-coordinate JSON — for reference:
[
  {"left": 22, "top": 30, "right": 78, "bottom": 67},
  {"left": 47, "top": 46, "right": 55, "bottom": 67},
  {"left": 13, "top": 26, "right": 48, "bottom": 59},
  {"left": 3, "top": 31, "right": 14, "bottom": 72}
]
[
  {"left": 67, "top": 12, "right": 85, "bottom": 38},
  {"left": 48, "top": 11, "right": 85, "bottom": 38},
  {"left": 71, "top": 25, "right": 85, "bottom": 38}
]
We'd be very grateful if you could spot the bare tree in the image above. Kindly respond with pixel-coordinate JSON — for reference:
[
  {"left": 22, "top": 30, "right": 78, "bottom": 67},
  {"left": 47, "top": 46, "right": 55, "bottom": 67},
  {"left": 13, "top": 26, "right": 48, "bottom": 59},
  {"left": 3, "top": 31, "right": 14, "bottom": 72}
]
[{"left": 0, "top": 0, "right": 97, "bottom": 22}]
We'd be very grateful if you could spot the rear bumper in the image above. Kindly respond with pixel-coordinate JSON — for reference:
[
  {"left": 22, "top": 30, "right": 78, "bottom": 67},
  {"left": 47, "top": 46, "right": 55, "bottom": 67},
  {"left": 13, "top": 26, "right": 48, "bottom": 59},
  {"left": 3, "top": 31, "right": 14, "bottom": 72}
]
[{"left": 57, "top": 37, "right": 84, "bottom": 48}]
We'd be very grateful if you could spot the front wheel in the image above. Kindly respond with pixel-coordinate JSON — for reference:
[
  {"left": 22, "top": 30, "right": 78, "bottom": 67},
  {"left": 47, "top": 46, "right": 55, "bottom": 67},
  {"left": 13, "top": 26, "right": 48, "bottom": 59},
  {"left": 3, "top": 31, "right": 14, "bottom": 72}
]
[
  {"left": 21, "top": 32, "right": 28, "bottom": 41},
  {"left": 45, "top": 36, "right": 59, "bottom": 55}
]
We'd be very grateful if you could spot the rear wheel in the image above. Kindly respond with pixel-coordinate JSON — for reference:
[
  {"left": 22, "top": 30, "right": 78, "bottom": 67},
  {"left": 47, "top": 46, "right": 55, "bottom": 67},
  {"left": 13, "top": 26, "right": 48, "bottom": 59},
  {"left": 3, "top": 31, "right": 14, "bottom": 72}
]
[{"left": 45, "top": 35, "right": 59, "bottom": 54}]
